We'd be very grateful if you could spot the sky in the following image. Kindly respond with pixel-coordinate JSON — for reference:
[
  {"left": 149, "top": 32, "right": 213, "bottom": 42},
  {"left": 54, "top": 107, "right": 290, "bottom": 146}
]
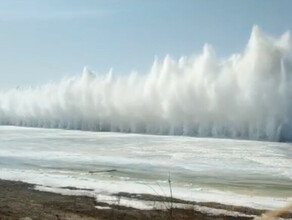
[{"left": 0, "top": 0, "right": 292, "bottom": 88}]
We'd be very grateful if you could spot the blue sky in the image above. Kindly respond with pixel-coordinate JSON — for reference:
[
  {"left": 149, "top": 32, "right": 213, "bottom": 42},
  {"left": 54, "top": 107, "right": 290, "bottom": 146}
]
[{"left": 0, "top": 0, "right": 291, "bottom": 88}]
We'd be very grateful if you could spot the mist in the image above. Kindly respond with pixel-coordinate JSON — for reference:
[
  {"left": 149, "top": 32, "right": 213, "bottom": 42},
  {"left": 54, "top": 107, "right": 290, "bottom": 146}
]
[{"left": 1, "top": 26, "right": 292, "bottom": 141}]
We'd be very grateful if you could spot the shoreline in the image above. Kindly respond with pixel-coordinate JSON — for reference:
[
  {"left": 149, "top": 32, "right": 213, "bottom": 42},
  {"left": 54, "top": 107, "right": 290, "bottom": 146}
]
[{"left": 1, "top": 179, "right": 290, "bottom": 220}]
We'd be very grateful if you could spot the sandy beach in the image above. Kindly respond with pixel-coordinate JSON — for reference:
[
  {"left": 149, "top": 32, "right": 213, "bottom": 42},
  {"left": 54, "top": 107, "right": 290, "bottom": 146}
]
[{"left": 1, "top": 179, "right": 289, "bottom": 220}]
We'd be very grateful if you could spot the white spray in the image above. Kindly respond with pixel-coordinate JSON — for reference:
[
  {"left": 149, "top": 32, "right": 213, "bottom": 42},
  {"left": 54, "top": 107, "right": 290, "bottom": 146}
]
[{"left": 1, "top": 26, "right": 292, "bottom": 141}]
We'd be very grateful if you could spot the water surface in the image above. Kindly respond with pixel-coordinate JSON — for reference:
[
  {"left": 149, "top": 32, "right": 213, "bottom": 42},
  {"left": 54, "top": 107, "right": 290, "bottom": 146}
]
[{"left": 0, "top": 126, "right": 291, "bottom": 209}]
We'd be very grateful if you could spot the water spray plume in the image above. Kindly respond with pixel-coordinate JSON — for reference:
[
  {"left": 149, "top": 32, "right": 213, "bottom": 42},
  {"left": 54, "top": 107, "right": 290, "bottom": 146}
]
[{"left": 1, "top": 26, "right": 292, "bottom": 141}]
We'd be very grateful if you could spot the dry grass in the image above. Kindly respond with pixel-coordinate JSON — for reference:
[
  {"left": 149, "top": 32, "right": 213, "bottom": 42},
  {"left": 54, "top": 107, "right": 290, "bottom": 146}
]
[{"left": 254, "top": 202, "right": 292, "bottom": 220}]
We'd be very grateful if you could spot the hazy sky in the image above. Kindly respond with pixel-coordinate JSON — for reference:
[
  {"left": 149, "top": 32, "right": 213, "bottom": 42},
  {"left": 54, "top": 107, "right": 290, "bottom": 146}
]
[{"left": 0, "top": 0, "right": 291, "bottom": 88}]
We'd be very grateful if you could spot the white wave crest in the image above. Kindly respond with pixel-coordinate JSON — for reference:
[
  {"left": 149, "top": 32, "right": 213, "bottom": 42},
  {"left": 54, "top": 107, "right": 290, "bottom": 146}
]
[{"left": 1, "top": 26, "right": 292, "bottom": 141}]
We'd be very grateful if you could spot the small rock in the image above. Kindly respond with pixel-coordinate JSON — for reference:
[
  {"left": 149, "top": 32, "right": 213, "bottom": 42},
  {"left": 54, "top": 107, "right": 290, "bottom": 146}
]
[{"left": 19, "top": 217, "right": 32, "bottom": 220}]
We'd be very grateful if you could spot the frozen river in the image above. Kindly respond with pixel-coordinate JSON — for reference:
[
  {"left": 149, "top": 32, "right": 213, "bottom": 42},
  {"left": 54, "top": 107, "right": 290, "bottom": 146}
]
[{"left": 0, "top": 126, "right": 291, "bottom": 210}]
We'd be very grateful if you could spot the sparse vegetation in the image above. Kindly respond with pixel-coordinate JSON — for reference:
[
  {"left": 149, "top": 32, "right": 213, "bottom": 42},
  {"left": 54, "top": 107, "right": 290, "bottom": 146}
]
[{"left": 0, "top": 179, "right": 291, "bottom": 220}]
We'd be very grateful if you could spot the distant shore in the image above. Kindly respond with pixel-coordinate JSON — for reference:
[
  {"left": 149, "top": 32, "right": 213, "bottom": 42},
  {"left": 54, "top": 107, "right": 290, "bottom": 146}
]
[{"left": 0, "top": 179, "right": 289, "bottom": 220}]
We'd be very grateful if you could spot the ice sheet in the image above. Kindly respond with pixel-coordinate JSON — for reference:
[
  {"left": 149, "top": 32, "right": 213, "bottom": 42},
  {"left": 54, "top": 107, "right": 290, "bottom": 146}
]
[{"left": 0, "top": 126, "right": 291, "bottom": 210}]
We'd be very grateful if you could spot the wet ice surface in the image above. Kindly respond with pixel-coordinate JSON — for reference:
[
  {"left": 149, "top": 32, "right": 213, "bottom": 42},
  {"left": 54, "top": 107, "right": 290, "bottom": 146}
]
[{"left": 0, "top": 126, "right": 291, "bottom": 210}]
